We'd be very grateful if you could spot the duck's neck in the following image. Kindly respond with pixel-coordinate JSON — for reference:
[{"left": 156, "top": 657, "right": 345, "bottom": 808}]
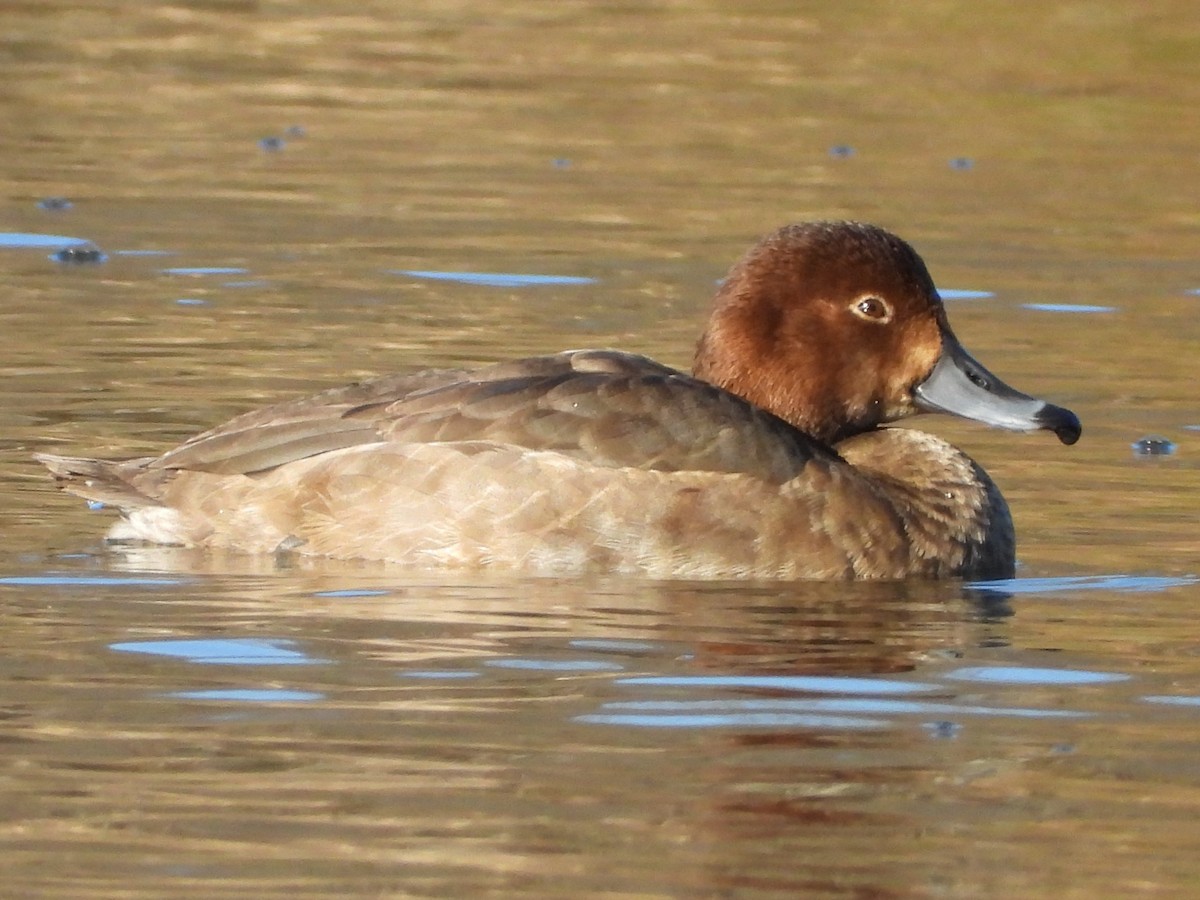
[{"left": 693, "top": 321, "right": 865, "bottom": 447}]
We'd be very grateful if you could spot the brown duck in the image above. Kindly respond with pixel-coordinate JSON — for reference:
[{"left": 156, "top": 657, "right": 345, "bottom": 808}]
[{"left": 37, "top": 221, "right": 1080, "bottom": 579}]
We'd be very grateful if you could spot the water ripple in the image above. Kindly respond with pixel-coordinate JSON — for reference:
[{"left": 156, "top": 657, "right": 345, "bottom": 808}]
[
  {"left": 169, "top": 689, "right": 324, "bottom": 702},
  {"left": 394, "top": 270, "right": 596, "bottom": 288},
  {"left": 110, "top": 638, "right": 328, "bottom": 666},
  {"left": 942, "top": 666, "right": 1129, "bottom": 686},
  {"left": 616, "top": 675, "right": 938, "bottom": 694},
  {"left": 969, "top": 574, "right": 1198, "bottom": 594},
  {"left": 0, "top": 575, "right": 184, "bottom": 587}
]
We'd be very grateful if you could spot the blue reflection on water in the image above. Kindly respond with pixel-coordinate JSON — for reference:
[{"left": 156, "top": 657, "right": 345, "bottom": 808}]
[
  {"left": 162, "top": 266, "right": 249, "bottom": 276},
  {"left": 569, "top": 638, "right": 659, "bottom": 653},
  {"left": 394, "top": 270, "right": 596, "bottom": 288},
  {"left": 580, "top": 669, "right": 1102, "bottom": 729},
  {"left": 400, "top": 670, "right": 482, "bottom": 680},
  {"left": 617, "top": 675, "right": 938, "bottom": 694},
  {"left": 940, "top": 289, "right": 994, "bottom": 300},
  {"left": 577, "top": 711, "right": 886, "bottom": 729},
  {"left": 110, "top": 638, "right": 327, "bottom": 666},
  {"left": 0, "top": 575, "right": 184, "bottom": 587},
  {"left": 1143, "top": 696, "right": 1200, "bottom": 707},
  {"left": 170, "top": 689, "right": 324, "bottom": 702},
  {"left": 596, "top": 698, "right": 1088, "bottom": 719},
  {"left": 0, "top": 231, "right": 90, "bottom": 248},
  {"left": 1022, "top": 303, "right": 1116, "bottom": 313},
  {"left": 942, "top": 666, "right": 1129, "bottom": 685},
  {"left": 313, "top": 589, "right": 391, "bottom": 598},
  {"left": 969, "top": 574, "right": 1197, "bottom": 594}
]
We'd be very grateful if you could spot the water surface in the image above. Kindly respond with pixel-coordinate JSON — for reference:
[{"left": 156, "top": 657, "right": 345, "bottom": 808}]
[{"left": 2, "top": 2, "right": 1199, "bottom": 897}]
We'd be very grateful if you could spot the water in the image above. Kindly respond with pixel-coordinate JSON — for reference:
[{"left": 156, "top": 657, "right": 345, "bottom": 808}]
[{"left": 2, "top": 2, "right": 1200, "bottom": 897}]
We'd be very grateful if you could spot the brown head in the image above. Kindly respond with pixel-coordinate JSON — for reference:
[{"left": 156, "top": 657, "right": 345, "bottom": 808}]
[{"left": 693, "top": 221, "right": 1081, "bottom": 447}]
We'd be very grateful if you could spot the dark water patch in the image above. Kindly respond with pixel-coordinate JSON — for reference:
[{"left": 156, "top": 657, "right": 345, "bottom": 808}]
[
  {"left": 258, "top": 136, "right": 285, "bottom": 152},
  {"left": 37, "top": 197, "right": 73, "bottom": 211},
  {"left": 948, "top": 157, "right": 974, "bottom": 170},
  {"left": 828, "top": 144, "right": 855, "bottom": 158},
  {"left": 1131, "top": 436, "right": 1176, "bottom": 456},
  {"left": 924, "top": 720, "right": 962, "bottom": 739},
  {"left": 50, "top": 244, "right": 107, "bottom": 264}
]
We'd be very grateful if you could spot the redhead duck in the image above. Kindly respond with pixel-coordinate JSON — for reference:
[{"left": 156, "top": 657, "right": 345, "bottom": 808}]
[{"left": 37, "top": 221, "right": 1080, "bottom": 580}]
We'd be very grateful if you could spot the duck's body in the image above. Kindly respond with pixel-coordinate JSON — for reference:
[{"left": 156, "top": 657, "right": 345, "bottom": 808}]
[{"left": 37, "top": 222, "right": 1080, "bottom": 580}]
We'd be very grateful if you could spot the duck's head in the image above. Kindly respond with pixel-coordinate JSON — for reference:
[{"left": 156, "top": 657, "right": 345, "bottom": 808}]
[{"left": 693, "top": 221, "right": 1081, "bottom": 447}]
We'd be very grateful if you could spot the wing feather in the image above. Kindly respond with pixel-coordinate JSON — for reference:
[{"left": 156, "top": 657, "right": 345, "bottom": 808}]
[{"left": 117, "top": 350, "right": 825, "bottom": 483}]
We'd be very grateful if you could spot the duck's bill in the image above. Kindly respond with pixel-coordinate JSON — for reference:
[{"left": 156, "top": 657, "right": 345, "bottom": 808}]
[{"left": 913, "top": 337, "right": 1081, "bottom": 445}]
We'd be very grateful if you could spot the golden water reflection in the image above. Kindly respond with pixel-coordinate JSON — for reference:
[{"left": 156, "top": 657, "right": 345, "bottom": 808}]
[{"left": 2, "top": 1, "right": 1200, "bottom": 897}]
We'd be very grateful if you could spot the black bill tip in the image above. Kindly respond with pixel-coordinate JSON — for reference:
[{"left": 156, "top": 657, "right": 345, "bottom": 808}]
[{"left": 1037, "top": 403, "right": 1082, "bottom": 445}]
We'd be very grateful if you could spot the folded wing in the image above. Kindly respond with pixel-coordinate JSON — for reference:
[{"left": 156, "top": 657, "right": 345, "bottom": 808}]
[{"left": 38, "top": 350, "right": 828, "bottom": 512}]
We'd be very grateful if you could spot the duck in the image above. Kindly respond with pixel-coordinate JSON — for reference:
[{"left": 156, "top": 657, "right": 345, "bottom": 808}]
[{"left": 36, "top": 221, "right": 1080, "bottom": 580}]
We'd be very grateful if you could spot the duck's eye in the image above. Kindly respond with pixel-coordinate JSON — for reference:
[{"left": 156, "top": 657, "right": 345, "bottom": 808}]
[{"left": 852, "top": 295, "right": 892, "bottom": 323}]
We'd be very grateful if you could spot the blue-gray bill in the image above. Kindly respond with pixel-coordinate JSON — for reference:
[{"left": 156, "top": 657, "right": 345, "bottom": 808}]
[{"left": 914, "top": 336, "right": 1081, "bottom": 445}]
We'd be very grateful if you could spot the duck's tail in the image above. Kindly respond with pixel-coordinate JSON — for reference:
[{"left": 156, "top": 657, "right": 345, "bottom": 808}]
[{"left": 34, "top": 452, "right": 163, "bottom": 510}]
